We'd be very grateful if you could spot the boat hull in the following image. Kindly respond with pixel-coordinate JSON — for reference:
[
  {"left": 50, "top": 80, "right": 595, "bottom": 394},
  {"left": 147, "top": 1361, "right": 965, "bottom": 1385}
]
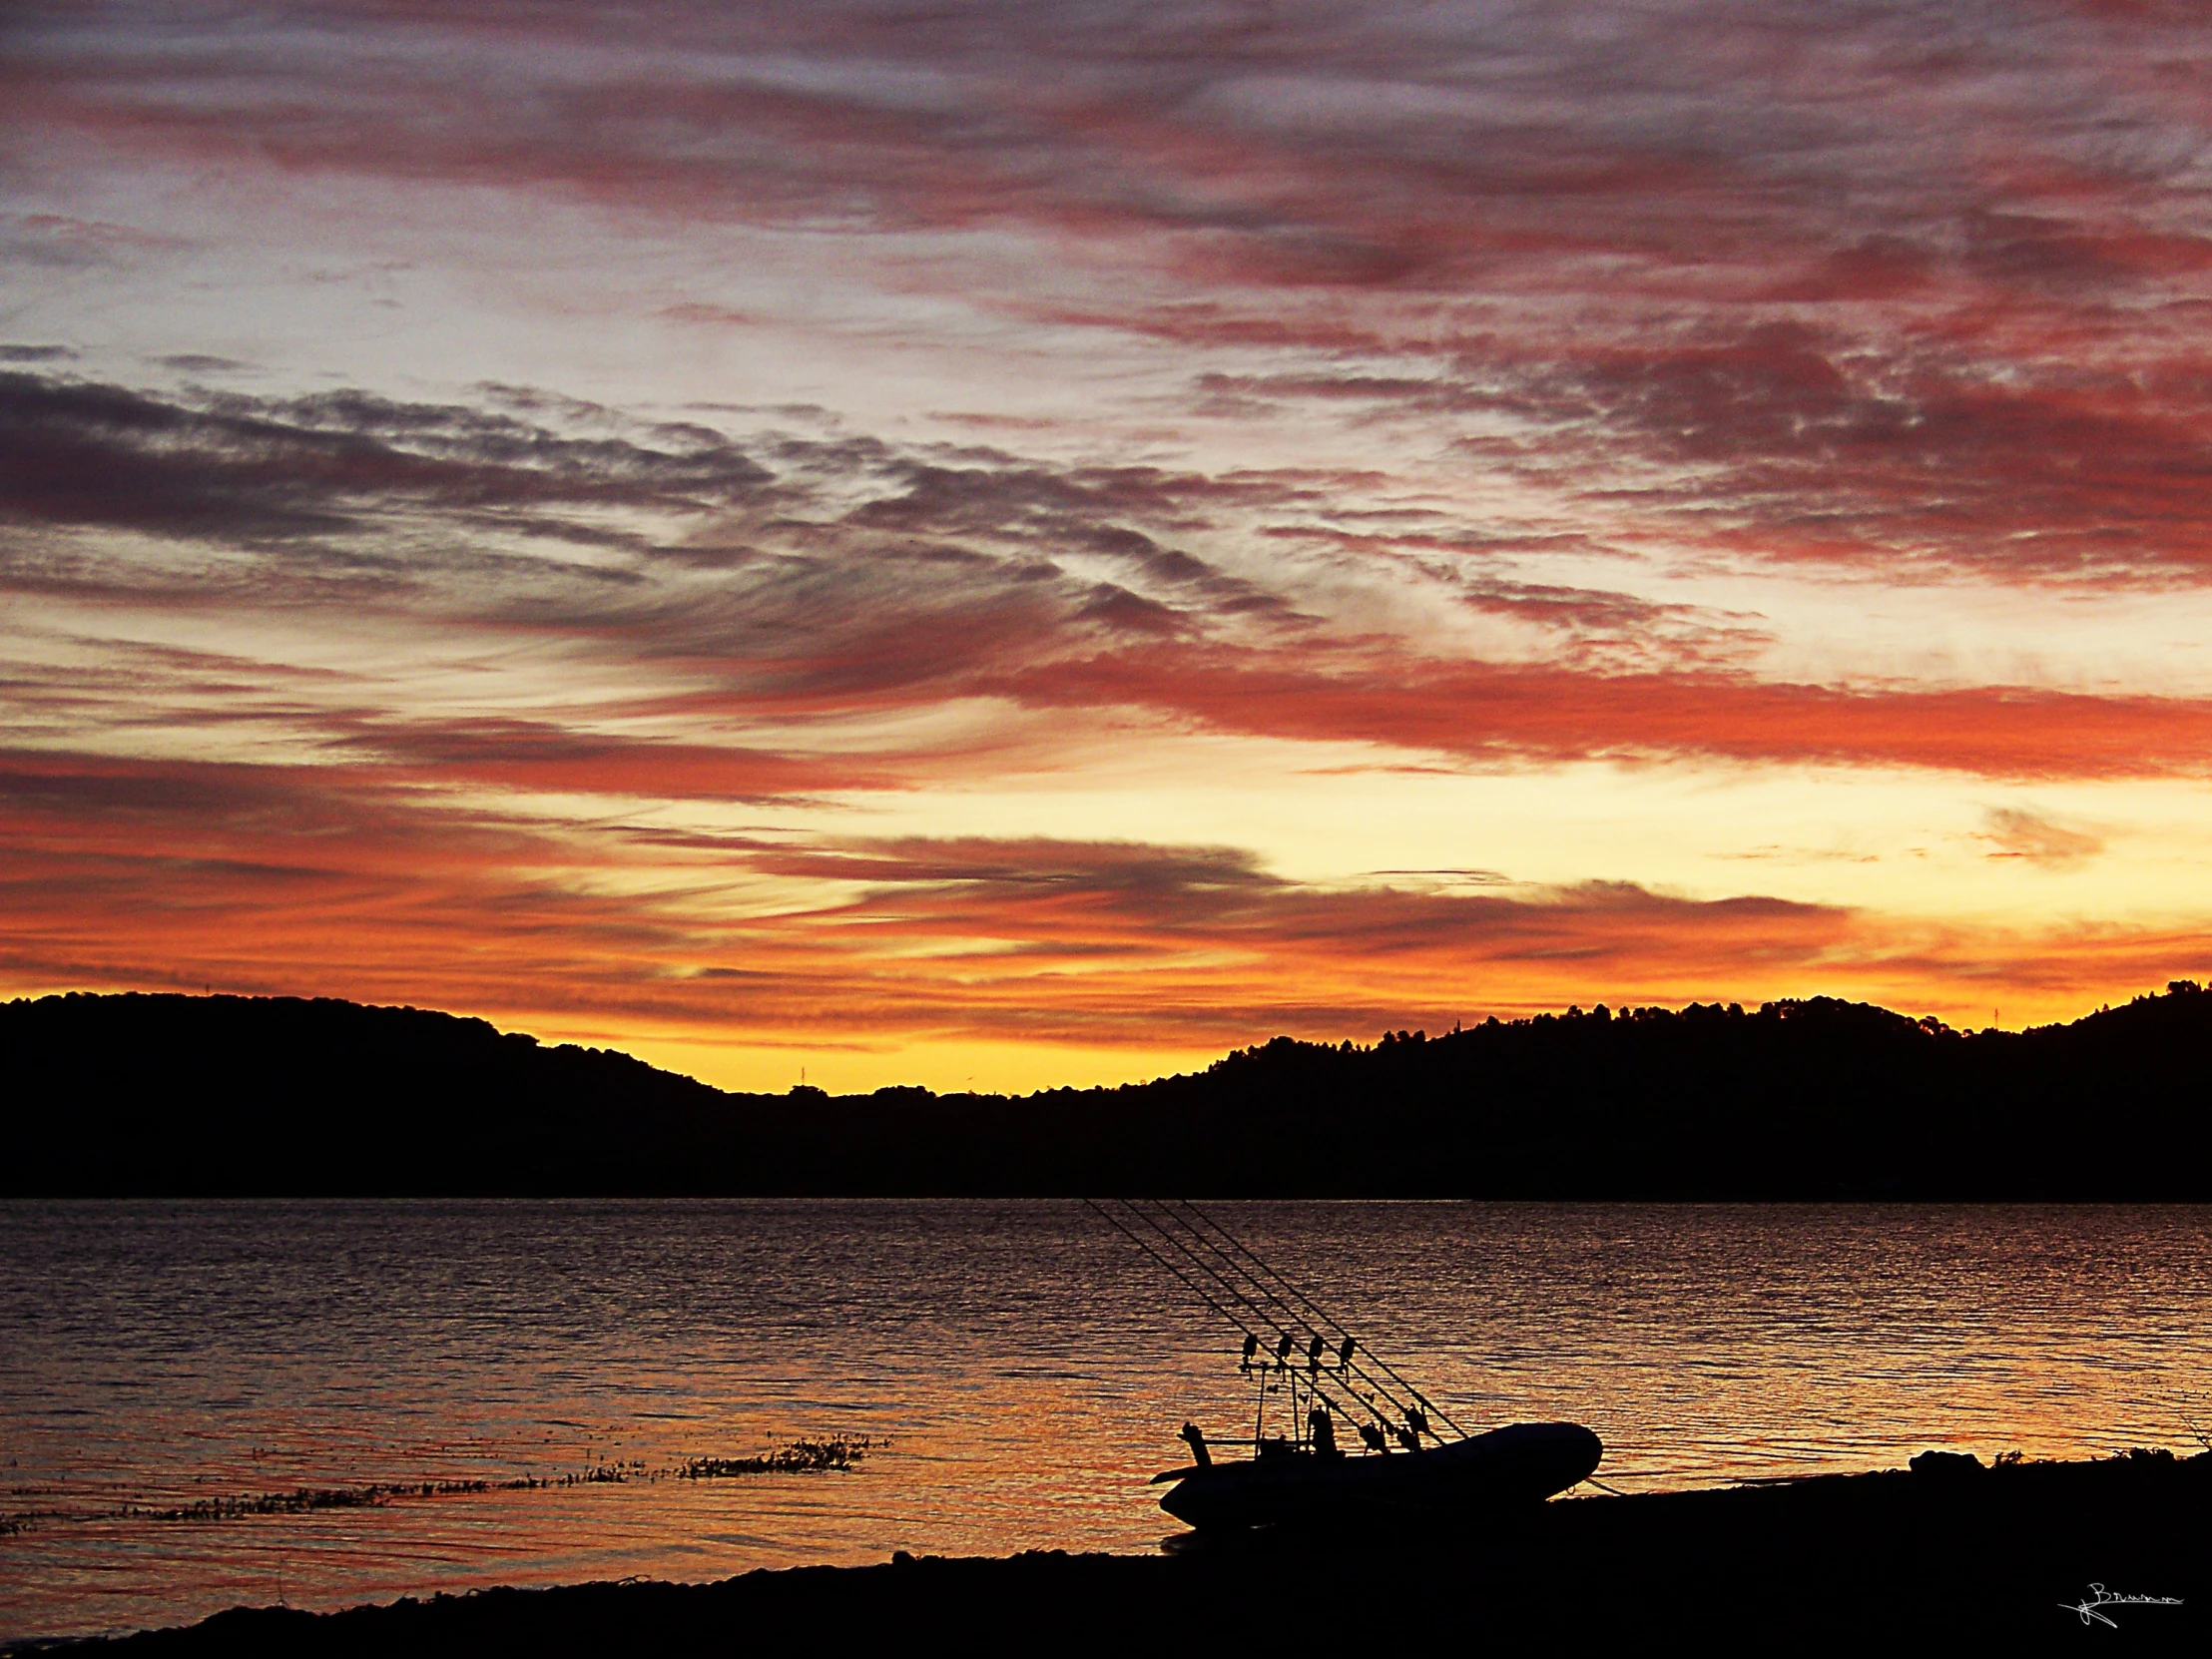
[{"left": 1158, "top": 1421, "right": 1602, "bottom": 1531}]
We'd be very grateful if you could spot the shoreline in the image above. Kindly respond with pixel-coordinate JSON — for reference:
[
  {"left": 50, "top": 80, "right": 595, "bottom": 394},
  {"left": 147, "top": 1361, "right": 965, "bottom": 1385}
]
[{"left": 27, "top": 1451, "right": 2207, "bottom": 1651}]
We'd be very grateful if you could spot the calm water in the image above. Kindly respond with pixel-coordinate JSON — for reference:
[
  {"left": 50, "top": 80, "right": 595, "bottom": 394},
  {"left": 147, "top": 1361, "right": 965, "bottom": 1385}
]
[{"left": 3, "top": 1200, "right": 2208, "bottom": 1642}]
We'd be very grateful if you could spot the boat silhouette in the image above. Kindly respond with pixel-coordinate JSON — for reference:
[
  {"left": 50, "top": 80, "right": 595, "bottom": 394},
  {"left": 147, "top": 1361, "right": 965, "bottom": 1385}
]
[
  {"left": 1088, "top": 1199, "right": 1604, "bottom": 1530},
  {"left": 1152, "top": 1420, "right": 1603, "bottom": 1529}
]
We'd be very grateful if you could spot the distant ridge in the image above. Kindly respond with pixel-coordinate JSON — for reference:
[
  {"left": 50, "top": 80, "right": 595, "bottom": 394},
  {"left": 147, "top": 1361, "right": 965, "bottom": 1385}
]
[{"left": 4, "top": 985, "right": 2209, "bottom": 1198}]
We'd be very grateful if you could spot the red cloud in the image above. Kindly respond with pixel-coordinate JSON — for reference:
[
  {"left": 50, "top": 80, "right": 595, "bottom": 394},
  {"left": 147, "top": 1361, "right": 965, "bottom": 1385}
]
[
  {"left": 5, "top": 750, "right": 2205, "bottom": 1066},
  {"left": 19, "top": 5, "right": 2212, "bottom": 587},
  {"left": 986, "top": 648, "right": 2212, "bottom": 783}
]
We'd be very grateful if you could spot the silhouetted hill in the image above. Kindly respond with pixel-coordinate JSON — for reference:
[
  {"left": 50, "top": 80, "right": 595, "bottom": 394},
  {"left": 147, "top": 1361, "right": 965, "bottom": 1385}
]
[{"left": 4, "top": 985, "right": 2209, "bottom": 1197}]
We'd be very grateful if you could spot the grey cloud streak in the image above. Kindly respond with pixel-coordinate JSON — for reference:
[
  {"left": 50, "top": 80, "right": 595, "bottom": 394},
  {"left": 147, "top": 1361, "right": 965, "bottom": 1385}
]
[
  {"left": 13, "top": 365, "right": 2212, "bottom": 789},
  {"left": 0, "top": 364, "right": 1733, "bottom": 708},
  {"left": 15, "top": 3, "right": 2212, "bottom": 585}
]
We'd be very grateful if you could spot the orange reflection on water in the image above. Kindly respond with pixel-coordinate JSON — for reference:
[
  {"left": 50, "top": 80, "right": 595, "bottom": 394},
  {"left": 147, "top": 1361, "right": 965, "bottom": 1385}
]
[{"left": 3, "top": 1200, "right": 2207, "bottom": 1643}]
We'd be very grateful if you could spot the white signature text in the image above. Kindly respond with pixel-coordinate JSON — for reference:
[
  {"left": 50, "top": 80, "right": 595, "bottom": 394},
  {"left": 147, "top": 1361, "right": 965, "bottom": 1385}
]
[{"left": 2058, "top": 1583, "right": 2184, "bottom": 1629}]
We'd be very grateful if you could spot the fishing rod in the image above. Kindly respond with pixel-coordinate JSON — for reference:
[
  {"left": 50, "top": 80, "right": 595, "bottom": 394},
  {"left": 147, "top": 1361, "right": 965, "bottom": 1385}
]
[
  {"left": 1165, "top": 1197, "right": 1473, "bottom": 1441},
  {"left": 1137, "top": 1198, "right": 1457, "bottom": 1441},
  {"left": 1119, "top": 1196, "right": 1447, "bottom": 1437},
  {"left": 1082, "top": 1199, "right": 1280, "bottom": 1355},
  {"left": 1082, "top": 1200, "right": 1372, "bottom": 1448},
  {"left": 1118, "top": 1199, "right": 1442, "bottom": 1442},
  {"left": 1128, "top": 1201, "right": 1443, "bottom": 1455},
  {"left": 1112, "top": 1200, "right": 1404, "bottom": 1447},
  {"left": 1116, "top": 1200, "right": 1319, "bottom": 1351},
  {"left": 1096, "top": 1203, "right": 1610, "bottom": 1529},
  {"left": 1116, "top": 1197, "right": 1437, "bottom": 1438},
  {"left": 1091, "top": 1199, "right": 1426, "bottom": 1447}
]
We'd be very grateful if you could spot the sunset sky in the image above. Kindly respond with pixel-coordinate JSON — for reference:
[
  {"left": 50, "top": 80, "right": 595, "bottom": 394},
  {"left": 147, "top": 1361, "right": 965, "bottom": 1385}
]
[{"left": 6, "top": 0, "right": 2212, "bottom": 1092}]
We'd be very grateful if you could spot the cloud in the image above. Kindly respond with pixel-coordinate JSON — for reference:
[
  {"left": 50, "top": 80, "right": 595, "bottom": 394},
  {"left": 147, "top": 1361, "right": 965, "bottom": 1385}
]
[
  {"left": 16, "top": 3, "right": 2212, "bottom": 593},
  {"left": 1528, "top": 323, "right": 2212, "bottom": 583},
  {"left": 0, "top": 370, "right": 778, "bottom": 555},
  {"left": 13, "top": 363, "right": 2212, "bottom": 789},
  {"left": 987, "top": 647, "right": 2212, "bottom": 783},
  {"left": 0, "top": 749, "right": 1853, "bottom": 1047},
  {"left": 11, "top": 3, "right": 2212, "bottom": 1080},
  {"left": 4, "top": 748, "right": 2200, "bottom": 1060},
  {"left": 154, "top": 352, "right": 252, "bottom": 374},
  {"left": 1979, "top": 807, "right": 2105, "bottom": 868},
  {"left": 351, "top": 720, "right": 896, "bottom": 803}
]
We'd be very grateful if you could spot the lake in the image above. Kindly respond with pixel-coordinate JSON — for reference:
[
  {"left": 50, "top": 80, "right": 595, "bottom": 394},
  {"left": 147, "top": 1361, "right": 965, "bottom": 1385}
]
[{"left": 3, "top": 1200, "right": 2207, "bottom": 1642}]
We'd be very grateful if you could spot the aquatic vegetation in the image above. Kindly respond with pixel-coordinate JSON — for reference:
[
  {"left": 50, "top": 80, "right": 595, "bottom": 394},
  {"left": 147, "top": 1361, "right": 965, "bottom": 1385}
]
[
  {"left": 571, "top": 1463, "right": 636, "bottom": 1484},
  {"left": 680, "top": 1437, "right": 880, "bottom": 1478},
  {"left": 129, "top": 1487, "right": 381, "bottom": 1522},
  {"left": 126, "top": 1477, "right": 506, "bottom": 1523},
  {"left": 85, "top": 1438, "right": 881, "bottom": 1530}
]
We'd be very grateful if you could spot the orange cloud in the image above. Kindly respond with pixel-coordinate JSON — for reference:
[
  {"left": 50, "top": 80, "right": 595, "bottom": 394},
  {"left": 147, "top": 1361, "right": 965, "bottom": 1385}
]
[{"left": 6, "top": 748, "right": 2204, "bottom": 1088}]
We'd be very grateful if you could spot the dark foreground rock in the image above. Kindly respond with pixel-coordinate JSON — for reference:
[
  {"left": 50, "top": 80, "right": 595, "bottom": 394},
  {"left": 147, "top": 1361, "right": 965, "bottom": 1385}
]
[{"left": 36, "top": 1452, "right": 2209, "bottom": 1652}]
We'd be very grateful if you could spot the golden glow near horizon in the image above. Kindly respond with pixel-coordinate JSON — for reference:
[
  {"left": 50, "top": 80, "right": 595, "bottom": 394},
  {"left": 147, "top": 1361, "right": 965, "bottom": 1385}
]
[{"left": 6, "top": 2, "right": 2212, "bottom": 1090}]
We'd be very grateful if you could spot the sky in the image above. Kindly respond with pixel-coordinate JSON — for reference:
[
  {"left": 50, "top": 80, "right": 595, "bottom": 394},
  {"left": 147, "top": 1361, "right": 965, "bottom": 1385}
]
[{"left": 5, "top": 0, "right": 2212, "bottom": 1092}]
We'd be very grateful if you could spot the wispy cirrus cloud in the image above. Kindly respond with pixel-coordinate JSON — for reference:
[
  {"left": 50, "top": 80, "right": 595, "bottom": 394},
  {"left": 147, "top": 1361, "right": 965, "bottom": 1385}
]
[
  {"left": 9, "top": 3, "right": 2212, "bottom": 1077},
  {"left": 0, "top": 370, "right": 777, "bottom": 553},
  {"left": 15, "top": 2, "right": 2212, "bottom": 590},
  {"left": 11, "top": 367, "right": 2212, "bottom": 792}
]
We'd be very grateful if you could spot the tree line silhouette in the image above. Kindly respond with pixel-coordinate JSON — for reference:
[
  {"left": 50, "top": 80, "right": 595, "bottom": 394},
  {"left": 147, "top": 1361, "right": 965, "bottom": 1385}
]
[{"left": 5, "top": 984, "right": 2207, "bottom": 1197}]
